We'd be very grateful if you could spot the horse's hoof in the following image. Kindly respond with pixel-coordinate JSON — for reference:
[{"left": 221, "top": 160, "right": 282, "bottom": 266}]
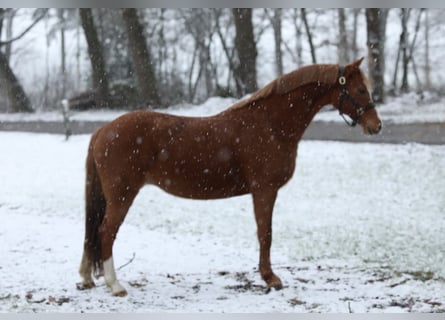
[
  {"left": 76, "top": 281, "right": 95, "bottom": 290},
  {"left": 264, "top": 274, "right": 283, "bottom": 293},
  {"left": 112, "top": 289, "right": 128, "bottom": 297},
  {"left": 109, "top": 281, "right": 128, "bottom": 297},
  {"left": 273, "top": 283, "right": 283, "bottom": 290},
  {"left": 265, "top": 282, "right": 283, "bottom": 294}
]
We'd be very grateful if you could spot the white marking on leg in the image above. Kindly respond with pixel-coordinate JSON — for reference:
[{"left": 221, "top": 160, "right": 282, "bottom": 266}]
[
  {"left": 78, "top": 251, "right": 95, "bottom": 288},
  {"left": 103, "top": 256, "right": 127, "bottom": 296}
]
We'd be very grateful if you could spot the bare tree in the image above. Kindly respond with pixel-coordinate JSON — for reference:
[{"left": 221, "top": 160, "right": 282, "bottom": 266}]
[
  {"left": 232, "top": 8, "right": 258, "bottom": 96},
  {"left": 399, "top": 8, "right": 410, "bottom": 93},
  {"left": 337, "top": 8, "right": 349, "bottom": 65},
  {"left": 403, "top": 9, "right": 424, "bottom": 93},
  {"left": 391, "top": 9, "right": 424, "bottom": 95},
  {"left": 366, "top": 8, "right": 389, "bottom": 104},
  {"left": 407, "top": 9, "right": 424, "bottom": 93},
  {"left": 424, "top": 9, "right": 432, "bottom": 90},
  {"left": 292, "top": 9, "right": 303, "bottom": 66},
  {"left": 214, "top": 9, "right": 240, "bottom": 94},
  {"left": 351, "top": 9, "right": 361, "bottom": 59},
  {"left": 179, "top": 8, "right": 216, "bottom": 103},
  {"left": 301, "top": 8, "right": 317, "bottom": 64},
  {"left": 265, "top": 9, "right": 283, "bottom": 76},
  {"left": 58, "top": 9, "right": 67, "bottom": 98},
  {"left": 155, "top": 9, "right": 168, "bottom": 88},
  {"left": 3, "top": 9, "right": 16, "bottom": 62},
  {"left": 0, "top": 9, "right": 3, "bottom": 37},
  {"left": 0, "top": 50, "right": 33, "bottom": 112},
  {"left": 79, "top": 8, "right": 110, "bottom": 108},
  {"left": 0, "top": 8, "right": 47, "bottom": 112},
  {"left": 121, "top": 8, "right": 160, "bottom": 107},
  {"left": 146, "top": 8, "right": 187, "bottom": 105}
]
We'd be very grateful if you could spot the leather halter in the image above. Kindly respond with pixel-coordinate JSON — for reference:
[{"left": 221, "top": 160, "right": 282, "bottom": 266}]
[{"left": 337, "top": 66, "right": 376, "bottom": 127}]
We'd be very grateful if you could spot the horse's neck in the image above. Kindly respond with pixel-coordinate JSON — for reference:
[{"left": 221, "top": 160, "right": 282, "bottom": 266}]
[
  {"left": 264, "top": 83, "right": 333, "bottom": 140},
  {"left": 296, "top": 84, "right": 333, "bottom": 123},
  {"left": 222, "top": 82, "right": 333, "bottom": 142}
]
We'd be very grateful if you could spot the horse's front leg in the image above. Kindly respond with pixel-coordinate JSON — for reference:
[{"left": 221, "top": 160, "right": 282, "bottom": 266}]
[{"left": 252, "top": 189, "right": 283, "bottom": 291}]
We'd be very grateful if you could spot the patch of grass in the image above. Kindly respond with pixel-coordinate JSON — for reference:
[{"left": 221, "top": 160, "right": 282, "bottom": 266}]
[
  {"left": 288, "top": 297, "right": 305, "bottom": 306},
  {"left": 405, "top": 271, "right": 435, "bottom": 282}
]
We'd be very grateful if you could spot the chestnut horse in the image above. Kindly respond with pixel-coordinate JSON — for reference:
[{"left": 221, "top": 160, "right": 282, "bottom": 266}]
[{"left": 78, "top": 58, "right": 382, "bottom": 296}]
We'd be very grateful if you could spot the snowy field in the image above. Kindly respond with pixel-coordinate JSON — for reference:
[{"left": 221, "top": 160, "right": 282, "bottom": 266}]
[
  {"left": 1, "top": 96, "right": 445, "bottom": 312},
  {"left": 0, "top": 92, "right": 445, "bottom": 125}
]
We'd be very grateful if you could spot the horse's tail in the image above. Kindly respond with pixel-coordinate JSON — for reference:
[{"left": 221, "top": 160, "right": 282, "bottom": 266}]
[{"left": 84, "top": 129, "right": 106, "bottom": 278}]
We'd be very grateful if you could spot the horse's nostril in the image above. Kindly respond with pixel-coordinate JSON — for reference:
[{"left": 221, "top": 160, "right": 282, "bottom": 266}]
[
  {"left": 372, "top": 123, "right": 382, "bottom": 135},
  {"left": 367, "top": 123, "right": 382, "bottom": 135},
  {"left": 377, "top": 122, "right": 382, "bottom": 133}
]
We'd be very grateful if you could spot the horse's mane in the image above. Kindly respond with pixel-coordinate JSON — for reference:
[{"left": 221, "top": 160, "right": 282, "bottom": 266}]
[{"left": 229, "top": 64, "right": 339, "bottom": 110}]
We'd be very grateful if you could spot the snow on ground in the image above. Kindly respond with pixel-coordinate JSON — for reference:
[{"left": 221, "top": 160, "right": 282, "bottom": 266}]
[
  {"left": 0, "top": 92, "right": 445, "bottom": 124},
  {"left": 0, "top": 129, "right": 444, "bottom": 312},
  {"left": 0, "top": 97, "right": 239, "bottom": 123},
  {"left": 1, "top": 9, "right": 444, "bottom": 312}
]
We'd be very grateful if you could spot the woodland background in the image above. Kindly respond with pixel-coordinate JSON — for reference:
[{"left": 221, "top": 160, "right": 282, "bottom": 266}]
[{"left": 0, "top": 8, "right": 443, "bottom": 113}]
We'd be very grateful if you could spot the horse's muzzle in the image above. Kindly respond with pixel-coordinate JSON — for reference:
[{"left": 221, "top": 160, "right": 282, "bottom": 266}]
[{"left": 366, "top": 122, "right": 382, "bottom": 135}]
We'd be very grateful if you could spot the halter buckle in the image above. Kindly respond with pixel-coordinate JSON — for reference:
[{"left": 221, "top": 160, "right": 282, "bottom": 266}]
[{"left": 338, "top": 76, "right": 346, "bottom": 85}]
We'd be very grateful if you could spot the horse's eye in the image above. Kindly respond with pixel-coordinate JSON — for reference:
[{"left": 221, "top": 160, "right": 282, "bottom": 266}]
[{"left": 358, "top": 88, "right": 367, "bottom": 94}]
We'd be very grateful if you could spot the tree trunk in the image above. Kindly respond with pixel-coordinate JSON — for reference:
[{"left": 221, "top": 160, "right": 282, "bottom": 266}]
[
  {"left": 232, "top": 8, "right": 258, "bottom": 96},
  {"left": 366, "top": 8, "right": 388, "bottom": 104},
  {"left": 0, "top": 8, "right": 32, "bottom": 112},
  {"left": 0, "top": 9, "right": 46, "bottom": 112},
  {"left": 215, "top": 9, "right": 241, "bottom": 95},
  {"left": 337, "top": 8, "right": 349, "bottom": 65},
  {"left": 391, "top": 32, "right": 402, "bottom": 96},
  {"left": 400, "top": 8, "right": 410, "bottom": 93},
  {"left": 4, "top": 9, "right": 15, "bottom": 62},
  {"left": 424, "top": 9, "right": 431, "bottom": 90},
  {"left": 187, "top": 43, "right": 199, "bottom": 102},
  {"left": 352, "top": 9, "right": 361, "bottom": 59},
  {"left": 267, "top": 9, "right": 283, "bottom": 76},
  {"left": 0, "top": 50, "right": 33, "bottom": 112},
  {"left": 407, "top": 9, "right": 424, "bottom": 94},
  {"left": 180, "top": 9, "right": 216, "bottom": 102},
  {"left": 79, "top": 8, "right": 110, "bottom": 108},
  {"left": 0, "top": 9, "right": 3, "bottom": 37},
  {"left": 121, "top": 8, "right": 160, "bottom": 107},
  {"left": 293, "top": 9, "right": 303, "bottom": 66},
  {"left": 76, "top": 20, "right": 81, "bottom": 90},
  {"left": 58, "top": 9, "right": 67, "bottom": 98},
  {"left": 301, "top": 8, "right": 317, "bottom": 64}
]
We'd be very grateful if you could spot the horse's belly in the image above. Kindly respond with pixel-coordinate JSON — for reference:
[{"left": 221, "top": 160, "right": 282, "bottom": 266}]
[{"left": 145, "top": 165, "right": 248, "bottom": 200}]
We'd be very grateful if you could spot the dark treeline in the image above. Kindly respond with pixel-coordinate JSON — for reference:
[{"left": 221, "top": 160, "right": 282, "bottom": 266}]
[{"left": 0, "top": 8, "right": 441, "bottom": 112}]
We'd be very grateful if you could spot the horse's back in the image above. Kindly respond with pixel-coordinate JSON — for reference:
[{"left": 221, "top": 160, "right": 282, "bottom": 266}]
[{"left": 89, "top": 110, "right": 250, "bottom": 199}]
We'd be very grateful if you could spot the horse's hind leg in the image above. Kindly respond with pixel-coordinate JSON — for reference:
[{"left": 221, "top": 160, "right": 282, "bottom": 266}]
[
  {"left": 252, "top": 189, "right": 283, "bottom": 291},
  {"left": 77, "top": 251, "right": 95, "bottom": 289},
  {"left": 100, "top": 184, "right": 140, "bottom": 297}
]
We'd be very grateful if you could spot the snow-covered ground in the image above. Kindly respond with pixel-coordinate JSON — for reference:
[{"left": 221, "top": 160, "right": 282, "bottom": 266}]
[{"left": 0, "top": 96, "right": 445, "bottom": 312}]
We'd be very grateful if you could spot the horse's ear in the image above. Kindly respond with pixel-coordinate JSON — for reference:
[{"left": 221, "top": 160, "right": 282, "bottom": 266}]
[{"left": 351, "top": 57, "right": 364, "bottom": 69}]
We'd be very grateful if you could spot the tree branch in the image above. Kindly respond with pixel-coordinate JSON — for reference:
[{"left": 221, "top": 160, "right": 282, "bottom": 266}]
[{"left": 0, "top": 9, "right": 48, "bottom": 46}]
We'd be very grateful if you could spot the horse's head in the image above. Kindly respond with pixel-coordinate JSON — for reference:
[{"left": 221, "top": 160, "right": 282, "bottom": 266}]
[{"left": 331, "top": 57, "right": 382, "bottom": 135}]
